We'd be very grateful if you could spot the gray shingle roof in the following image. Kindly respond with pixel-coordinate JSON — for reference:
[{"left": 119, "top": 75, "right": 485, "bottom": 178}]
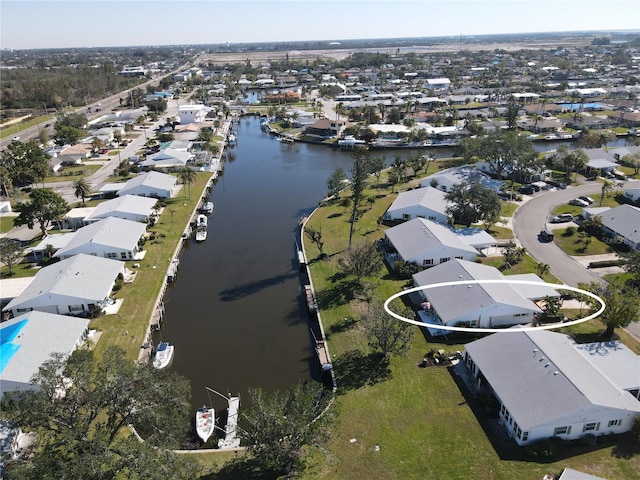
[
  {"left": 600, "top": 204, "right": 640, "bottom": 246},
  {"left": 385, "top": 218, "right": 477, "bottom": 261},
  {"left": 465, "top": 330, "right": 640, "bottom": 430}
]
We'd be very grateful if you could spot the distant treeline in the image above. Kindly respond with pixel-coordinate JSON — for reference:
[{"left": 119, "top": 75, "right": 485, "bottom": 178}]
[{"left": 1, "top": 63, "right": 143, "bottom": 111}]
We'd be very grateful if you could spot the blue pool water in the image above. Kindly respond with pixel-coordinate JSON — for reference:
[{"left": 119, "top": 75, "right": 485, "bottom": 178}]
[
  {"left": 0, "top": 319, "right": 28, "bottom": 373},
  {"left": 558, "top": 102, "right": 604, "bottom": 111}
]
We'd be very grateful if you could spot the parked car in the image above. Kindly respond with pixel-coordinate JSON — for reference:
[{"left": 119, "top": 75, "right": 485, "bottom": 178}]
[
  {"left": 578, "top": 196, "right": 594, "bottom": 205},
  {"left": 569, "top": 198, "right": 590, "bottom": 207},
  {"left": 519, "top": 185, "right": 536, "bottom": 195},
  {"left": 539, "top": 229, "right": 554, "bottom": 242},
  {"left": 551, "top": 213, "right": 574, "bottom": 223},
  {"left": 12, "top": 136, "right": 20, "bottom": 141}
]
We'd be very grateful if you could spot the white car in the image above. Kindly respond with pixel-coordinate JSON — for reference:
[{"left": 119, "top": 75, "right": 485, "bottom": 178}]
[
  {"left": 578, "top": 196, "right": 594, "bottom": 205},
  {"left": 569, "top": 198, "right": 589, "bottom": 207},
  {"left": 12, "top": 136, "right": 20, "bottom": 141}
]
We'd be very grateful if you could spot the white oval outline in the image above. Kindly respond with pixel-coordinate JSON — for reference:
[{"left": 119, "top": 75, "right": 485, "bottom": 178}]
[{"left": 383, "top": 279, "right": 606, "bottom": 333}]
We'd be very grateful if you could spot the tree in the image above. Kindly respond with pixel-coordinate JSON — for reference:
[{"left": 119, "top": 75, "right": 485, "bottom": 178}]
[
  {"left": 445, "top": 181, "right": 502, "bottom": 228},
  {"left": 367, "top": 156, "right": 386, "bottom": 185},
  {"left": 586, "top": 284, "right": 640, "bottom": 338},
  {"left": 0, "top": 238, "right": 24, "bottom": 276},
  {"left": 460, "top": 130, "right": 535, "bottom": 181},
  {"left": 505, "top": 97, "right": 523, "bottom": 130},
  {"left": 13, "top": 188, "right": 69, "bottom": 237},
  {"left": 53, "top": 113, "right": 87, "bottom": 147},
  {"left": 536, "top": 261, "right": 550, "bottom": 277},
  {"left": 552, "top": 145, "right": 588, "bottom": 183},
  {"left": 599, "top": 178, "right": 614, "bottom": 206},
  {"left": 2, "top": 347, "right": 196, "bottom": 479},
  {"left": 337, "top": 241, "right": 382, "bottom": 287},
  {"left": 0, "top": 140, "right": 51, "bottom": 188},
  {"left": 241, "top": 380, "right": 333, "bottom": 476},
  {"left": 619, "top": 250, "right": 640, "bottom": 287},
  {"left": 347, "top": 148, "right": 371, "bottom": 248},
  {"left": 305, "top": 226, "right": 325, "bottom": 258},
  {"left": 177, "top": 167, "right": 197, "bottom": 199},
  {"left": 361, "top": 300, "right": 414, "bottom": 358},
  {"left": 326, "top": 167, "right": 348, "bottom": 198},
  {"left": 620, "top": 152, "right": 640, "bottom": 176},
  {"left": 73, "top": 178, "right": 92, "bottom": 206}
]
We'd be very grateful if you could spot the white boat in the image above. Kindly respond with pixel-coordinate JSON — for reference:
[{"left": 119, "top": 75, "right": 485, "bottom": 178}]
[
  {"left": 201, "top": 202, "right": 214, "bottom": 214},
  {"left": 195, "top": 405, "right": 216, "bottom": 443},
  {"left": 196, "top": 214, "right": 207, "bottom": 228},
  {"left": 152, "top": 342, "right": 174, "bottom": 369},
  {"left": 195, "top": 228, "right": 207, "bottom": 242}
]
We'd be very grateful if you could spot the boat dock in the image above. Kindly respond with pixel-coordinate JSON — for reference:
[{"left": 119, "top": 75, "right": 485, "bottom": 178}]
[
  {"left": 217, "top": 396, "right": 241, "bottom": 449},
  {"left": 304, "top": 285, "right": 318, "bottom": 314}
]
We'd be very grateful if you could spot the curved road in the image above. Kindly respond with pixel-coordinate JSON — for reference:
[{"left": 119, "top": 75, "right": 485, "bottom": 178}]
[{"left": 513, "top": 181, "right": 640, "bottom": 340}]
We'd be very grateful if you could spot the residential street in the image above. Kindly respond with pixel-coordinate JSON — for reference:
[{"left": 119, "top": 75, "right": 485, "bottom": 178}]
[{"left": 512, "top": 180, "right": 640, "bottom": 340}]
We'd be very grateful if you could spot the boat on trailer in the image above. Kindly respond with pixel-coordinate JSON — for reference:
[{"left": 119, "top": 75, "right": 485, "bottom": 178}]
[{"left": 195, "top": 405, "right": 215, "bottom": 443}]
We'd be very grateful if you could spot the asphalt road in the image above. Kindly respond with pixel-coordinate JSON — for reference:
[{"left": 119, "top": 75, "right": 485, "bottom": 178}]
[{"left": 512, "top": 180, "right": 640, "bottom": 340}]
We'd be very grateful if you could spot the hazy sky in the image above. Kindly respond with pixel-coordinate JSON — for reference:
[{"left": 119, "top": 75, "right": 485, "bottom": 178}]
[{"left": 2, "top": 0, "right": 639, "bottom": 50}]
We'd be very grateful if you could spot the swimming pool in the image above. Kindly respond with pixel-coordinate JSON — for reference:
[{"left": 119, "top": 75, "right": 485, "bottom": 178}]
[
  {"left": 0, "top": 319, "right": 28, "bottom": 374},
  {"left": 558, "top": 102, "right": 605, "bottom": 111}
]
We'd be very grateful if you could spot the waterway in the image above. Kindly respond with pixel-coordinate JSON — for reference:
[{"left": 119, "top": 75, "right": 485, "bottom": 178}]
[
  {"left": 159, "top": 116, "right": 414, "bottom": 417},
  {"left": 158, "top": 118, "right": 636, "bottom": 420}
]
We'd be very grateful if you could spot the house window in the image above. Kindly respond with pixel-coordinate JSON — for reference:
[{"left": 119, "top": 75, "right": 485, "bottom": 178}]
[
  {"left": 439, "top": 257, "right": 450, "bottom": 264},
  {"left": 583, "top": 422, "right": 600, "bottom": 432},
  {"left": 402, "top": 213, "right": 411, "bottom": 220},
  {"left": 512, "top": 313, "right": 527, "bottom": 317},
  {"left": 16, "top": 307, "right": 33, "bottom": 313},
  {"left": 522, "top": 431, "right": 529, "bottom": 442},
  {"left": 608, "top": 419, "right": 622, "bottom": 427},
  {"left": 106, "top": 252, "right": 117, "bottom": 259},
  {"left": 428, "top": 216, "right": 436, "bottom": 221},
  {"left": 423, "top": 259, "right": 434, "bottom": 266},
  {"left": 68, "top": 304, "right": 85, "bottom": 312},
  {"left": 120, "top": 252, "right": 128, "bottom": 259},
  {"left": 554, "top": 426, "right": 572, "bottom": 435},
  {"left": 455, "top": 256, "right": 463, "bottom": 260}
]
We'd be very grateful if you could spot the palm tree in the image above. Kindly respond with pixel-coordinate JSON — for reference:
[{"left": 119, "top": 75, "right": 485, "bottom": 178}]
[
  {"left": 536, "top": 262, "right": 550, "bottom": 277},
  {"left": 73, "top": 178, "right": 92, "bottom": 206},
  {"left": 599, "top": 179, "right": 614, "bottom": 206},
  {"left": 178, "top": 167, "right": 197, "bottom": 200}
]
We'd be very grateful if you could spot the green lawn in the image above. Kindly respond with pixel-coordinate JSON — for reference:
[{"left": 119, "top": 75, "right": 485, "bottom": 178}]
[
  {"left": 553, "top": 227, "right": 613, "bottom": 256},
  {"left": 0, "top": 215, "right": 16, "bottom": 233},
  {"left": 42, "top": 164, "right": 103, "bottom": 183},
  {"left": 293, "top": 176, "right": 640, "bottom": 480}
]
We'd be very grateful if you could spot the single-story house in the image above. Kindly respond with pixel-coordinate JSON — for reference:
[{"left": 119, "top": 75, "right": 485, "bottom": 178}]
[
  {"left": 61, "top": 207, "right": 96, "bottom": 229},
  {"left": 413, "top": 259, "right": 544, "bottom": 332},
  {"left": 3, "top": 253, "right": 125, "bottom": 318},
  {"left": 420, "top": 166, "right": 504, "bottom": 193},
  {"left": 463, "top": 329, "right": 640, "bottom": 445},
  {"left": 29, "top": 232, "right": 77, "bottom": 261},
  {"left": 623, "top": 181, "right": 640, "bottom": 203},
  {"left": 599, "top": 204, "right": 640, "bottom": 251},
  {"left": 140, "top": 148, "right": 192, "bottom": 170},
  {"left": 53, "top": 217, "right": 147, "bottom": 261},
  {"left": 384, "top": 218, "right": 479, "bottom": 269},
  {"left": 0, "top": 311, "right": 90, "bottom": 398},
  {"left": 84, "top": 194, "right": 158, "bottom": 224},
  {"left": 56, "top": 144, "right": 92, "bottom": 166},
  {"left": 0, "top": 277, "right": 35, "bottom": 310},
  {"left": 382, "top": 186, "right": 449, "bottom": 224},
  {"left": 117, "top": 171, "right": 178, "bottom": 199}
]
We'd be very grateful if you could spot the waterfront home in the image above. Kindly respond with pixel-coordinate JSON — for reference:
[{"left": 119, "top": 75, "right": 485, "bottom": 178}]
[
  {"left": 304, "top": 118, "right": 345, "bottom": 138},
  {"left": 178, "top": 104, "right": 207, "bottom": 124},
  {"left": 382, "top": 186, "right": 449, "bottom": 225},
  {"left": 463, "top": 329, "right": 640, "bottom": 446},
  {"left": 117, "top": 171, "right": 178, "bottom": 199},
  {"left": 84, "top": 194, "right": 158, "bottom": 224},
  {"left": 420, "top": 166, "right": 504, "bottom": 193},
  {"left": 0, "top": 311, "right": 90, "bottom": 398},
  {"left": 383, "top": 218, "right": 479, "bottom": 269},
  {"left": 413, "top": 259, "right": 543, "bottom": 331},
  {"left": 3, "top": 254, "right": 125, "bottom": 318},
  {"left": 140, "top": 148, "right": 193, "bottom": 171},
  {"left": 53, "top": 217, "right": 147, "bottom": 261}
]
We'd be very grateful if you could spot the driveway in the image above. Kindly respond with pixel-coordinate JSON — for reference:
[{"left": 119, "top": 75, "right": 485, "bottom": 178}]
[{"left": 512, "top": 180, "right": 640, "bottom": 340}]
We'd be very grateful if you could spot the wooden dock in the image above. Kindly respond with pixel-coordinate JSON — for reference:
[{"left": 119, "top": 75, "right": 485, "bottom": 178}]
[
  {"left": 304, "top": 285, "right": 318, "bottom": 313},
  {"left": 217, "top": 396, "right": 241, "bottom": 449}
]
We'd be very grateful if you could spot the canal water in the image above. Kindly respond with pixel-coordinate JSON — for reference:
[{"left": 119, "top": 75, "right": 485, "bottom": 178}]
[
  {"left": 159, "top": 118, "right": 636, "bottom": 417},
  {"left": 160, "top": 116, "right": 399, "bottom": 415}
]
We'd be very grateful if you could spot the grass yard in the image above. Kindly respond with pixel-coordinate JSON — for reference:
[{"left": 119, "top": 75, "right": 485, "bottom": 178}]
[
  {"left": 42, "top": 164, "right": 103, "bottom": 183},
  {"left": 296, "top": 175, "right": 640, "bottom": 480},
  {"left": 0, "top": 215, "right": 16, "bottom": 233},
  {"left": 553, "top": 228, "right": 613, "bottom": 256}
]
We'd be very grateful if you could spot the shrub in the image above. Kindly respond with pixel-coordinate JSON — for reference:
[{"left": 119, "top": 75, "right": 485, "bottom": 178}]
[{"left": 524, "top": 437, "right": 567, "bottom": 459}]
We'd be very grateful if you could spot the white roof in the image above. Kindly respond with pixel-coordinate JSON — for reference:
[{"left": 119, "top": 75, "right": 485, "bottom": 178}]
[
  {"left": 119, "top": 171, "right": 177, "bottom": 195},
  {"left": 86, "top": 194, "right": 157, "bottom": 221},
  {"left": 99, "top": 182, "right": 126, "bottom": 194},
  {"left": 385, "top": 186, "right": 448, "bottom": 216},
  {"left": 53, "top": 217, "right": 146, "bottom": 258},
  {"left": 600, "top": 204, "right": 640, "bottom": 246},
  {"left": 3, "top": 254, "right": 124, "bottom": 312},
  {"left": 465, "top": 329, "right": 640, "bottom": 431},
  {"left": 385, "top": 218, "right": 478, "bottom": 261},
  {"left": 368, "top": 123, "right": 411, "bottom": 134},
  {"left": 0, "top": 277, "right": 35, "bottom": 303},
  {"left": 412, "top": 259, "right": 541, "bottom": 324},
  {"left": 0, "top": 311, "right": 89, "bottom": 398},
  {"left": 31, "top": 232, "right": 76, "bottom": 252}
]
